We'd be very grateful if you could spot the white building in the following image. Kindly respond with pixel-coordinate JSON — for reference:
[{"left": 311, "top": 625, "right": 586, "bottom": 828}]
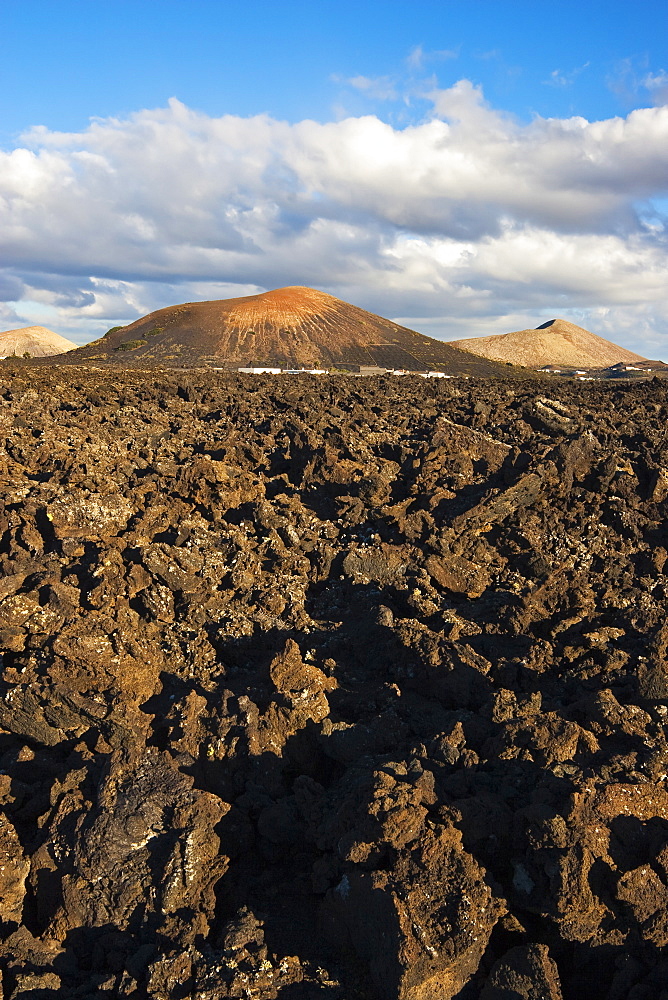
[{"left": 237, "top": 366, "right": 282, "bottom": 374}]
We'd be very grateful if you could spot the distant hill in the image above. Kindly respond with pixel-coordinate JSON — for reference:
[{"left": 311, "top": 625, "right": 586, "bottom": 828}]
[
  {"left": 48, "top": 286, "right": 524, "bottom": 377},
  {"left": 0, "top": 326, "right": 77, "bottom": 358},
  {"left": 449, "top": 318, "right": 649, "bottom": 369}
]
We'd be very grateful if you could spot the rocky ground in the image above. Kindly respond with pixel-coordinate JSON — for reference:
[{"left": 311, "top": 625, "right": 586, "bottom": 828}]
[{"left": 1, "top": 364, "right": 668, "bottom": 999}]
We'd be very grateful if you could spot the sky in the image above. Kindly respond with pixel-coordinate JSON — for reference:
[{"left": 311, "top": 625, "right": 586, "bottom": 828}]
[{"left": 1, "top": 0, "right": 667, "bottom": 355}]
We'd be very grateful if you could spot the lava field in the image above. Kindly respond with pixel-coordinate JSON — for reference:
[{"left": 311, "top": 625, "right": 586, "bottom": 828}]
[{"left": 1, "top": 365, "right": 668, "bottom": 999}]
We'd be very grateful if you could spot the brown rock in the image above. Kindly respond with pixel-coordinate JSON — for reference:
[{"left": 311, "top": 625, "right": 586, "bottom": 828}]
[
  {"left": 269, "top": 638, "right": 336, "bottom": 696},
  {"left": 425, "top": 553, "right": 490, "bottom": 598},
  {"left": 480, "top": 943, "right": 563, "bottom": 999},
  {"left": 0, "top": 812, "right": 30, "bottom": 924},
  {"left": 48, "top": 748, "right": 229, "bottom": 946},
  {"left": 342, "top": 542, "right": 411, "bottom": 586},
  {"left": 616, "top": 865, "right": 668, "bottom": 924},
  {"left": 324, "top": 825, "right": 502, "bottom": 999},
  {"left": 45, "top": 493, "right": 134, "bottom": 539}
]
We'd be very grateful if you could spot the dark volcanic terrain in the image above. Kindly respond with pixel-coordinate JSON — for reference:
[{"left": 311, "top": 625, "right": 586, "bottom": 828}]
[
  {"left": 52, "top": 286, "right": 521, "bottom": 376},
  {"left": 2, "top": 365, "right": 668, "bottom": 999}
]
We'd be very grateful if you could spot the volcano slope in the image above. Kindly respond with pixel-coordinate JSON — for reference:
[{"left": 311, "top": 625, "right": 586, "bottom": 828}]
[
  {"left": 2, "top": 367, "right": 668, "bottom": 999},
  {"left": 0, "top": 327, "right": 77, "bottom": 359},
  {"left": 54, "top": 285, "right": 521, "bottom": 377},
  {"left": 449, "top": 319, "right": 650, "bottom": 370}
]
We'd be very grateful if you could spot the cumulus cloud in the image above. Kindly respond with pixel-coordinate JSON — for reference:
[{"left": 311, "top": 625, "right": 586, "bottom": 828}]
[{"left": 1, "top": 84, "right": 667, "bottom": 354}]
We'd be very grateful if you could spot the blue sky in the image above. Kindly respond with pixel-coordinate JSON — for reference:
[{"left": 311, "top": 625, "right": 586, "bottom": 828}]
[
  {"left": 1, "top": 0, "right": 667, "bottom": 354},
  {"left": 2, "top": 0, "right": 665, "bottom": 136}
]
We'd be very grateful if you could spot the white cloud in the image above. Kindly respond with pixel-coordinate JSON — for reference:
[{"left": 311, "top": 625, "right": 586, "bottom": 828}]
[
  {"left": 406, "top": 45, "right": 425, "bottom": 71},
  {"left": 346, "top": 75, "right": 398, "bottom": 101},
  {"left": 644, "top": 70, "right": 668, "bottom": 105},
  {"left": 608, "top": 58, "right": 668, "bottom": 109},
  {"left": 543, "top": 63, "right": 590, "bottom": 88},
  {"left": 1, "top": 86, "right": 667, "bottom": 355},
  {"left": 406, "top": 45, "right": 458, "bottom": 71}
]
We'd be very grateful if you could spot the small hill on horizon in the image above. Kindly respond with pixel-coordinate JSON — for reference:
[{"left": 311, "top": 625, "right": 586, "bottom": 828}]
[
  {"left": 45, "top": 286, "right": 523, "bottom": 377},
  {"left": 448, "top": 318, "right": 651, "bottom": 369},
  {"left": 0, "top": 326, "right": 77, "bottom": 358}
]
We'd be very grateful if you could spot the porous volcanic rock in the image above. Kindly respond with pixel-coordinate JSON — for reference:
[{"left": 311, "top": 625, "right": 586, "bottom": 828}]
[
  {"left": 46, "top": 286, "right": 522, "bottom": 376},
  {"left": 1, "top": 365, "right": 668, "bottom": 998},
  {"left": 0, "top": 326, "right": 77, "bottom": 358},
  {"left": 449, "top": 318, "right": 650, "bottom": 369}
]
